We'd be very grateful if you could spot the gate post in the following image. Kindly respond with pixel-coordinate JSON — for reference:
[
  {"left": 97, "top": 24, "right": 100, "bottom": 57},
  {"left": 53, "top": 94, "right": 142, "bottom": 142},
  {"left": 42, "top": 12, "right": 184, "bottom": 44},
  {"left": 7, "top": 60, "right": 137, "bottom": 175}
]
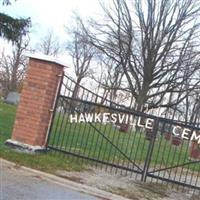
[
  {"left": 5, "top": 54, "right": 66, "bottom": 152},
  {"left": 141, "top": 118, "right": 158, "bottom": 182}
]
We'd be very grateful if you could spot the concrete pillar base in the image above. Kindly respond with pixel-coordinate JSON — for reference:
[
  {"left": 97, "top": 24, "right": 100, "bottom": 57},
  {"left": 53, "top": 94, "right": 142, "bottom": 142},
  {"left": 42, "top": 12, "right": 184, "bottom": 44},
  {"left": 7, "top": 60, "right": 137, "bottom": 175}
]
[{"left": 5, "top": 139, "right": 47, "bottom": 154}]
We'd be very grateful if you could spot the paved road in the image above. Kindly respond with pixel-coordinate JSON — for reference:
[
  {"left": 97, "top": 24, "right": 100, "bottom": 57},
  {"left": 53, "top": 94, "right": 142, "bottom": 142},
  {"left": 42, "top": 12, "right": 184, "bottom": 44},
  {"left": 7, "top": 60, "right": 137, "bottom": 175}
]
[{"left": 0, "top": 161, "right": 101, "bottom": 200}]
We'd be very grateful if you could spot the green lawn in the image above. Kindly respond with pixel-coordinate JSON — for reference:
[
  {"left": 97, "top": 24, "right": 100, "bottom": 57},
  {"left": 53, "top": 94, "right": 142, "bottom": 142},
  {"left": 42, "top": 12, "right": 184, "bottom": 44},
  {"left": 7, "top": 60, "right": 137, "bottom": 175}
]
[
  {"left": 48, "top": 112, "right": 200, "bottom": 172},
  {"left": 0, "top": 101, "right": 199, "bottom": 174},
  {"left": 0, "top": 101, "right": 84, "bottom": 173}
]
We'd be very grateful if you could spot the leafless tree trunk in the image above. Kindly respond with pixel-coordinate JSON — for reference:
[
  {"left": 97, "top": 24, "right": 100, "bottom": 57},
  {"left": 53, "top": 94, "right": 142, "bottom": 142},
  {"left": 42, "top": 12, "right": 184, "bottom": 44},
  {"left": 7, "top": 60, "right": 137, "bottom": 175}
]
[
  {"left": 0, "top": 36, "right": 29, "bottom": 95},
  {"left": 66, "top": 23, "right": 95, "bottom": 99},
  {"left": 77, "top": 0, "right": 200, "bottom": 111},
  {"left": 91, "top": 57, "right": 125, "bottom": 106},
  {"left": 65, "top": 20, "right": 95, "bottom": 112},
  {"left": 36, "top": 30, "right": 62, "bottom": 57}
]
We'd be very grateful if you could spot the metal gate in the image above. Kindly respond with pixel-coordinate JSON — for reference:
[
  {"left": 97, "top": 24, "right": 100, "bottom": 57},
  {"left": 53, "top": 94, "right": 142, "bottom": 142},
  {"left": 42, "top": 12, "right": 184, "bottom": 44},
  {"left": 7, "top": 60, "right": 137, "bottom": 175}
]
[{"left": 47, "top": 74, "right": 200, "bottom": 192}]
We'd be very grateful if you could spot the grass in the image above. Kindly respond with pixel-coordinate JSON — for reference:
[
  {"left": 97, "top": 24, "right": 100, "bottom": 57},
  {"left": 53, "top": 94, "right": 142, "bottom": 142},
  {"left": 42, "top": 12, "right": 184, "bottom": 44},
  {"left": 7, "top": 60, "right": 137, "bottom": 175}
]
[
  {"left": 0, "top": 101, "right": 199, "bottom": 174},
  {"left": 0, "top": 101, "right": 84, "bottom": 173},
  {"left": 0, "top": 101, "right": 199, "bottom": 198},
  {"left": 48, "top": 112, "right": 200, "bottom": 172}
]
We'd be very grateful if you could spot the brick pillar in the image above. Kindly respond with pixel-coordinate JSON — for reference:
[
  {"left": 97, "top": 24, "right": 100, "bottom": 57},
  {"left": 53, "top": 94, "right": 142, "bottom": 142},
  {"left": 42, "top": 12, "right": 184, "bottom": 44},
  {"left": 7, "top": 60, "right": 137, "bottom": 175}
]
[{"left": 6, "top": 55, "right": 65, "bottom": 152}]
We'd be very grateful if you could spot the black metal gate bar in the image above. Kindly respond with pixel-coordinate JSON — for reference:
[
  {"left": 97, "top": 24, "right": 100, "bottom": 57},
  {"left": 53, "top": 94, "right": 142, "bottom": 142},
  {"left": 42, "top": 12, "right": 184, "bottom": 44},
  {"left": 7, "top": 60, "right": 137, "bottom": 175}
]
[
  {"left": 87, "top": 121, "right": 142, "bottom": 171},
  {"left": 149, "top": 160, "right": 200, "bottom": 174},
  {"left": 141, "top": 119, "right": 159, "bottom": 182},
  {"left": 147, "top": 173, "right": 200, "bottom": 190},
  {"left": 48, "top": 145, "right": 142, "bottom": 174},
  {"left": 47, "top": 74, "right": 200, "bottom": 193}
]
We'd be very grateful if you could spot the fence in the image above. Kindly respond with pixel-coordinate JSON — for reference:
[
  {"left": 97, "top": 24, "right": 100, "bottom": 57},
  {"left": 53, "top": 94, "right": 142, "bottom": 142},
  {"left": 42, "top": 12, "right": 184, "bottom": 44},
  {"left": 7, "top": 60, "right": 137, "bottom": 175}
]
[{"left": 47, "top": 74, "right": 200, "bottom": 193}]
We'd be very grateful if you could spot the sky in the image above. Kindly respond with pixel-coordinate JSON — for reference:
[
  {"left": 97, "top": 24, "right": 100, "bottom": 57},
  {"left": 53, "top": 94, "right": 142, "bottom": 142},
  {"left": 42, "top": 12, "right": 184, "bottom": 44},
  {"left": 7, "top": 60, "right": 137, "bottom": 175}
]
[
  {"left": 0, "top": 0, "right": 111, "bottom": 89},
  {"left": 0, "top": 0, "right": 102, "bottom": 64}
]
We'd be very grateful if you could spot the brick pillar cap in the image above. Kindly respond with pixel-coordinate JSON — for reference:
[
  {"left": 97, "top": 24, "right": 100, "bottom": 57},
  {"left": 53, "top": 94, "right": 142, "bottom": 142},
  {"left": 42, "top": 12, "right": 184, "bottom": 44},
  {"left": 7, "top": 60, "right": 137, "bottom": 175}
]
[{"left": 25, "top": 53, "right": 69, "bottom": 68}]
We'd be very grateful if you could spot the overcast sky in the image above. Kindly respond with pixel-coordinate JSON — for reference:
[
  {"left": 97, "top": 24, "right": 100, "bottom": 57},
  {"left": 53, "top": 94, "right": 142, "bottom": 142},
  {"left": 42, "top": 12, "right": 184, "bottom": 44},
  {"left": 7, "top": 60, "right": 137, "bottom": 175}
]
[
  {"left": 0, "top": 0, "right": 102, "bottom": 49},
  {"left": 0, "top": 0, "right": 104, "bottom": 67}
]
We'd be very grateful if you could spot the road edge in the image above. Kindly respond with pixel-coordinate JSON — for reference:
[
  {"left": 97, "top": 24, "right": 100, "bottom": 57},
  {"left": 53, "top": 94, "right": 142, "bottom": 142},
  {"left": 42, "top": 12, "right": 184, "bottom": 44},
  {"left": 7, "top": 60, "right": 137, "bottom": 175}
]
[{"left": 0, "top": 158, "right": 131, "bottom": 200}]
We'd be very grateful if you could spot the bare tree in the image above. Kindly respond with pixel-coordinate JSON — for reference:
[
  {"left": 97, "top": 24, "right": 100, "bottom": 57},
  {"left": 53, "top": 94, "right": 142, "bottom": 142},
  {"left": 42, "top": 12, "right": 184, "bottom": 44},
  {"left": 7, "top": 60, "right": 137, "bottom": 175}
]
[
  {"left": 0, "top": 35, "right": 29, "bottom": 95},
  {"left": 189, "top": 93, "right": 200, "bottom": 126},
  {"left": 91, "top": 57, "right": 125, "bottom": 106},
  {"left": 66, "top": 21, "right": 95, "bottom": 99},
  {"left": 174, "top": 83, "right": 200, "bottom": 125},
  {"left": 77, "top": 0, "right": 200, "bottom": 111},
  {"left": 36, "top": 30, "right": 61, "bottom": 57}
]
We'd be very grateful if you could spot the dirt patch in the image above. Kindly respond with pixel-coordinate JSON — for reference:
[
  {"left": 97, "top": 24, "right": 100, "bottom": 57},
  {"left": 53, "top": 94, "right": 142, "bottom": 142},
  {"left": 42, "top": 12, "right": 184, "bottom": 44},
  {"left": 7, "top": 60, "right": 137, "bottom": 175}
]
[
  {"left": 55, "top": 167, "right": 200, "bottom": 200},
  {"left": 58, "top": 175, "right": 84, "bottom": 183}
]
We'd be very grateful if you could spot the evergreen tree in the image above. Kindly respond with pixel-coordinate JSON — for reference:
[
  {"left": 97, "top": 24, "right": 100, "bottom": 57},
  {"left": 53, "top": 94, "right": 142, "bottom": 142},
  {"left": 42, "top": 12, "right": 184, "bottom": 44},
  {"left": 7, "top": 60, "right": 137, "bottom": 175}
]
[{"left": 0, "top": 0, "right": 31, "bottom": 42}]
